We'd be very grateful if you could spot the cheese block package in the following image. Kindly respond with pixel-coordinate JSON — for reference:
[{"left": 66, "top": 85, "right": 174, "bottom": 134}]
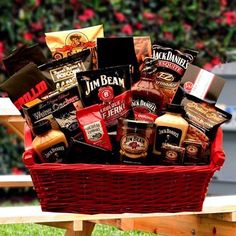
[
  {"left": 45, "top": 25, "right": 104, "bottom": 61},
  {"left": 76, "top": 65, "right": 132, "bottom": 130}
]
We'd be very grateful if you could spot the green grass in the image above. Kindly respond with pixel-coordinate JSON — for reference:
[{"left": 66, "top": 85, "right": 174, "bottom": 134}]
[
  {"left": 0, "top": 223, "right": 157, "bottom": 236},
  {"left": 0, "top": 200, "right": 157, "bottom": 236}
]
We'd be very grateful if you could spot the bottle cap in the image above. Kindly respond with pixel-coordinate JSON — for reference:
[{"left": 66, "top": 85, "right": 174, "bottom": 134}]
[
  {"left": 32, "top": 119, "right": 52, "bottom": 135},
  {"left": 166, "top": 104, "right": 186, "bottom": 115}
]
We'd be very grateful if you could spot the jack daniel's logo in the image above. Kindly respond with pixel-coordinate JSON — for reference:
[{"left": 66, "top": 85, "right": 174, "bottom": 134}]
[
  {"left": 84, "top": 75, "right": 125, "bottom": 96},
  {"left": 154, "top": 51, "right": 191, "bottom": 69}
]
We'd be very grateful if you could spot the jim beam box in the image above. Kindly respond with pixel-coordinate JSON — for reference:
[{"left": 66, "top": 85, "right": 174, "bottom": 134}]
[
  {"left": 180, "top": 64, "right": 225, "bottom": 103},
  {"left": 76, "top": 65, "right": 132, "bottom": 130},
  {"left": 22, "top": 86, "right": 81, "bottom": 132}
]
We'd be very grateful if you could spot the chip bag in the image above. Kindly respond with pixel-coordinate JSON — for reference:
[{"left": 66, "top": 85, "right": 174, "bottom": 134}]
[{"left": 45, "top": 25, "right": 104, "bottom": 60}]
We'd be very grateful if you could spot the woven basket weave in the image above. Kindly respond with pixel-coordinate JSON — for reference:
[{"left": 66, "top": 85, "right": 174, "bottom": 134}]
[{"left": 23, "top": 126, "right": 225, "bottom": 214}]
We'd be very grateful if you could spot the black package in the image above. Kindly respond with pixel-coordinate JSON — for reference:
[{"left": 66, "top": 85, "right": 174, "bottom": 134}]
[
  {"left": 97, "top": 37, "right": 139, "bottom": 81},
  {"left": 76, "top": 65, "right": 132, "bottom": 129},
  {"left": 68, "top": 138, "right": 116, "bottom": 164},
  {"left": 3, "top": 44, "right": 48, "bottom": 76},
  {"left": 39, "top": 49, "right": 93, "bottom": 90},
  {"left": 181, "top": 93, "right": 232, "bottom": 142},
  {"left": 182, "top": 139, "right": 207, "bottom": 165},
  {"left": 22, "top": 85, "right": 81, "bottom": 130},
  {"left": 53, "top": 103, "right": 81, "bottom": 139},
  {"left": 152, "top": 43, "right": 197, "bottom": 106},
  {"left": 0, "top": 62, "right": 55, "bottom": 111}
]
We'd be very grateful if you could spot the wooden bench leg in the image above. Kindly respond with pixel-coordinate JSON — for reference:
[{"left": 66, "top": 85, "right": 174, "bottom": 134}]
[
  {"left": 65, "top": 221, "right": 95, "bottom": 236},
  {"left": 41, "top": 221, "right": 95, "bottom": 236}
]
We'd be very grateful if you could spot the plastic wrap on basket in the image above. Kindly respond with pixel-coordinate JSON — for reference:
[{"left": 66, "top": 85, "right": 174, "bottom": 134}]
[{"left": 22, "top": 124, "right": 225, "bottom": 214}]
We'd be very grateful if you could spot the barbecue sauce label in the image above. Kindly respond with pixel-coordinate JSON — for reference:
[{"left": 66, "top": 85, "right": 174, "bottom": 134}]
[{"left": 77, "top": 65, "right": 132, "bottom": 129}]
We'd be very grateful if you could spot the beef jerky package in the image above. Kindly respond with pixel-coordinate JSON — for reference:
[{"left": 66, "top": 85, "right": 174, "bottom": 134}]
[
  {"left": 181, "top": 93, "right": 231, "bottom": 145},
  {"left": 0, "top": 62, "right": 55, "bottom": 112},
  {"left": 173, "top": 64, "right": 225, "bottom": 104},
  {"left": 76, "top": 104, "right": 112, "bottom": 151},
  {"left": 152, "top": 44, "right": 197, "bottom": 106},
  {"left": 38, "top": 49, "right": 93, "bottom": 90},
  {"left": 53, "top": 103, "right": 81, "bottom": 140},
  {"left": 3, "top": 44, "right": 47, "bottom": 76},
  {"left": 97, "top": 37, "right": 139, "bottom": 81},
  {"left": 45, "top": 25, "right": 103, "bottom": 61},
  {"left": 76, "top": 65, "right": 132, "bottom": 130}
]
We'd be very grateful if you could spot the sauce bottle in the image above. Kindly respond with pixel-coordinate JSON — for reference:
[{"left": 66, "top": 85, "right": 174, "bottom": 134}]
[
  {"left": 32, "top": 119, "right": 68, "bottom": 163},
  {"left": 131, "top": 57, "right": 164, "bottom": 122},
  {"left": 153, "top": 104, "right": 189, "bottom": 156}
]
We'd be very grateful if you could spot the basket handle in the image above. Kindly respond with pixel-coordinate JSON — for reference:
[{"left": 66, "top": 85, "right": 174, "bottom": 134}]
[{"left": 210, "top": 127, "right": 225, "bottom": 169}]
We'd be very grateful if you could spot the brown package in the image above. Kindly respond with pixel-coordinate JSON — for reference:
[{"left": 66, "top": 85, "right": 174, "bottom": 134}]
[
  {"left": 0, "top": 62, "right": 55, "bottom": 111},
  {"left": 3, "top": 44, "right": 47, "bottom": 76}
]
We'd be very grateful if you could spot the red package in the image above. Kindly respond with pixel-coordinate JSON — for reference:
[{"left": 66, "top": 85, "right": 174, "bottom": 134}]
[{"left": 76, "top": 104, "right": 112, "bottom": 151}]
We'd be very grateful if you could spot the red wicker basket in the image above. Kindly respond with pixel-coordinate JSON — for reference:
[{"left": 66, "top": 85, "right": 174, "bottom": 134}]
[{"left": 23, "top": 124, "right": 225, "bottom": 214}]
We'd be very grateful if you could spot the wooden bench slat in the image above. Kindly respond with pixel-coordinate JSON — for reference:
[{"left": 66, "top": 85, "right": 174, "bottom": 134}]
[{"left": 0, "top": 175, "right": 33, "bottom": 187}]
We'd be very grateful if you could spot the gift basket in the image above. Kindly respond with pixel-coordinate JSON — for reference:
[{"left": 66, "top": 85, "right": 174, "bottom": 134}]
[
  {"left": 0, "top": 25, "right": 231, "bottom": 214},
  {"left": 22, "top": 126, "right": 224, "bottom": 214}
]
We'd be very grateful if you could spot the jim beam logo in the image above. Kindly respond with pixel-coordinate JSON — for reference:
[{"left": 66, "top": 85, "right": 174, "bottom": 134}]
[
  {"left": 84, "top": 75, "right": 125, "bottom": 96},
  {"left": 121, "top": 134, "right": 148, "bottom": 154}
]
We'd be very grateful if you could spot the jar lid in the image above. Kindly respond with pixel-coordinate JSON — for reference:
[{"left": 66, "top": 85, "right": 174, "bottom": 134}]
[
  {"left": 32, "top": 119, "right": 52, "bottom": 135},
  {"left": 166, "top": 104, "right": 185, "bottom": 115},
  {"left": 118, "top": 118, "right": 155, "bottom": 129}
]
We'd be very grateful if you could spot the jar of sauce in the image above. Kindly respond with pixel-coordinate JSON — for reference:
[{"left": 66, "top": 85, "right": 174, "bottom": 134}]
[
  {"left": 153, "top": 104, "right": 189, "bottom": 156},
  {"left": 32, "top": 119, "right": 68, "bottom": 163},
  {"left": 117, "top": 118, "right": 155, "bottom": 164}
]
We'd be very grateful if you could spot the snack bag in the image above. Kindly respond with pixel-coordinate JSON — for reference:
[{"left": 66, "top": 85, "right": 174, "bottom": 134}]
[
  {"left": 76, "top": 104, "right": 112, "bottom": 151},
  {"left": 45, "top": 25, "right": 104, "bottom": 60},
  {"left": 133, "top": 36, "right": 152, "bottom": 72},
  {"left": 39, "top": 49, "right": 93, "bottom": 90},
  {"left": 76, "top": 65, "right": 132, "bottom": 130},
  {"left": 181, "top": 93, "right": 232, "bottom": 143},
  {"left": 152, "top": 43, "right": 197, "bottom": 106}
]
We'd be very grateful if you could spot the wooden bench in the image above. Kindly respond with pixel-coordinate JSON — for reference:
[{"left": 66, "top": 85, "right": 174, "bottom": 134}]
[
  {"left": 1, "top": 193, "right": 236, "bottom": 236},
  {"left": 0, "top": 175, "right": 33, "bottom": 188}
]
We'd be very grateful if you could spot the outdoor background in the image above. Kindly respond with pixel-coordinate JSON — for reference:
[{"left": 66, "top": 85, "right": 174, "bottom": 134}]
[{"left": 1, "top": 0, "right": 236, "bottom": 175}]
